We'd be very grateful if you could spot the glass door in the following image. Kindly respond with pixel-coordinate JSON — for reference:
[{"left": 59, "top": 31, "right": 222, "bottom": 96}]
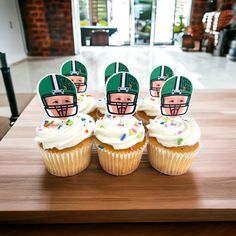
[
  {"left": 153, "top": 0, "right": 176, "bottom": 44},
  {"left": 133, "top": 0, "right": 153, "bottom": 45},
  {"left": 108, "top": 0, "right": 130, "bottom": 45}
]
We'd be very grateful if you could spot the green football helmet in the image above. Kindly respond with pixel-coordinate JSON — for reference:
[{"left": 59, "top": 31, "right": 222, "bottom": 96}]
[
  {"left": 160, "top": 76, "right": 193, "bottom": 116},
  {"left": 38, "top": 74, "right": 78, "bottom": 118},
  {"left": 106, "top": 72, "right": 139, "bottom": 115},
  {"left": 105, "top": 62, "right": 129, "bottom": 84},
  {"left": 150, "top": 65, "right": 174, "bottom": 97},
  {"left": 61, "top": 60, "right": 87, "bottom": 93}
]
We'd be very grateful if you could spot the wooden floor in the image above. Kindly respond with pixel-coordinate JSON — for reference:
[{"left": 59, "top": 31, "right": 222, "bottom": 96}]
[
  {"left": 1, "top": 46, "right": 236, "bottom": 95},
  {"left": 0, "top": 93, "right": 34, "bottom": 140}
]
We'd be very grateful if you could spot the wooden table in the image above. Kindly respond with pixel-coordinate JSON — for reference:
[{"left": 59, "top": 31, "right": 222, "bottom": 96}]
[
  {"left": 0, "top": 90, "right": 236, "bottom": 231},
  {"left": 80, "top": 26, "right": 117, "bottom": 46}
]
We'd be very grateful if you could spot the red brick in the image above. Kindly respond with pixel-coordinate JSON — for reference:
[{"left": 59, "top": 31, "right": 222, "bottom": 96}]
[{"left": 19, "top": 0, "right": 74, "bottom": 56}]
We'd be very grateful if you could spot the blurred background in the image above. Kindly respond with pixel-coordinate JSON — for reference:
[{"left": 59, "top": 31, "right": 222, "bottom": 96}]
[{"left": 0, "top": 0, "right": 236, "bottom": 138}]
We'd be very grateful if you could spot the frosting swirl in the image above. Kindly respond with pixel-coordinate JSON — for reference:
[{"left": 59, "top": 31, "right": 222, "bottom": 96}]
[
  {"left": 94, "top": 115, "right": 145, "bottom": 150},
  {"left": 147, "top": 116, "right": 200, "bottom": 147},
  {"left": 97, "top": 98, "right": 106, "bottom": 114},
  {"left": 77, "top": 94, "right": 97, "bottom": 114},
  {"left": 138, "top": 97, "right": 161, "bottom": 116},
  {"left": 35, "top": 114, "right": 95, "bottom": 150}
]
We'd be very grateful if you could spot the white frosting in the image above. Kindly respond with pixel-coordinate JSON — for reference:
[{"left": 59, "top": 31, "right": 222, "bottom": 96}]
[
  {"left": 138, "top": 97, "right": 161, "bottom": 116},
  {"left": 77, "top": 94, "right": 97, "bottom": 114},
  {"left": 97, "top": 98, "right": 106, "bottom": 114},
  {"left": 35, "top": 114, "right": 95, "bottom": 150},
  {"left": 94, "top": 115, "right": 145, "bottom": 150},
  {"left": 147, "top": 116, "right": 200, "bottom": 147}
]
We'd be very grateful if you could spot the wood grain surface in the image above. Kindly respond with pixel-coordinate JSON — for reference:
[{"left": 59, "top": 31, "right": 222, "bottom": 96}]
[{"left": 0, "top": 90, "right": 236, "bottom": 224}]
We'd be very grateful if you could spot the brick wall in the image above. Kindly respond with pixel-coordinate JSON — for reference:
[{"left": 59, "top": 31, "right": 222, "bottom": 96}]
[
  {"left": 19, "top": 0, "right": 74, "bottom": 56},
  {"left": 190, "top": 0, "right": 236, "bottom": 40},
  {"left": 190, "top": 0, "right": 208, "bottom": 40},
  {"left": 217, "top": 0, "right": 236, "bottom": 10}
]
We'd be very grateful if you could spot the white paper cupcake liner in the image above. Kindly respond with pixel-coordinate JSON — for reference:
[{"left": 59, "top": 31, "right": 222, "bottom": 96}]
[
  {"left": 148, "top": 141, "right": 199, "bottom": 176},
  {"left": 39, "top": 141, "right": 92, "bottom": 177},
  {"left": 95, "top": 140, "right": 146, "bottom": 176}
]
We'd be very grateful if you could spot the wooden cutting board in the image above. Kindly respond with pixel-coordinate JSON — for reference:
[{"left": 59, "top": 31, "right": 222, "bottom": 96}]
[{"left": 0, "top": 90, "right": 236, "bottom": 224}]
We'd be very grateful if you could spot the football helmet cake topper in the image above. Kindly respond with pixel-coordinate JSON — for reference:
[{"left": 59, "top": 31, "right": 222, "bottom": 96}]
[{"left": 37, "top": 74, "right": 78, "bottom": 118}]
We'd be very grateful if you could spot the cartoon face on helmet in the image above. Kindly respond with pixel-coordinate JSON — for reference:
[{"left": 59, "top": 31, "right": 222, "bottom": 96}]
[
  {"left": 61, "top": 60, "right": 87, "bottom": 93},
  {"left": 105, "top": 62, "right": 129, "bottom": 84},
  {"left": 38, "top": 74, "right": 78, "bottom": 118},
  {"left": 106, "top": 72, "right": 139, "bottom": 115},
  {"left": 160, "top": 76, "right": 193, "bottom": 117},
  {"left": 150, "top": 65, "right": 174, "bottom": 97}
]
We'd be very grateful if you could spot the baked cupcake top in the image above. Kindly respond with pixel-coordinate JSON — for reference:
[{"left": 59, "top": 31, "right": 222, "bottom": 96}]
[
  {"left": 138, "top": 97, "right": 161, "bottom": 116},
  {"left": 147, "top": 116, "right": 200, "bottom": 147},
  {"left": 94, "top": 115, "right": 145, "bottom": 150},
  {"left": 35, "top": 114, "right": 95, "bottom": 150},
  {"left": 77, "top": 94, "right": 97, "bottom": 114},
  {"left": 97, "top": 98, "right": 106, "bottom": 115}
]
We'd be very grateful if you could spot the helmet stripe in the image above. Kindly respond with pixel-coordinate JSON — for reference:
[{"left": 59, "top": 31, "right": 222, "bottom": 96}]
[
  {"left": 161, "top": 65, "right": 164, "bottom": 77},
  {"left": 51, "top": 74, "right": 59, "bottom": 91},
  {"left": 115, "top": 62, "right": 119, "bottom": 73},
  {"left": 175, "top": 76, "right": 181, "bottom": 90},
  {"left": 121, "top": 73, "right": 126, "bottom": 88},
  {"left": 72, "top": 60, "right": 76, "bottom": 72}
]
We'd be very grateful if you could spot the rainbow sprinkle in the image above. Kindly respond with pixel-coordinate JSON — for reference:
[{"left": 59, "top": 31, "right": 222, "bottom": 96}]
[
  {"left": 163, "top": 117, "right": 170, "bottom": 123},
  {"left": 178, "top": 131, "right": 182, "bottom": 135},
  {"left": 85, "top": 129, "right": 89, "bottom": 133},
  {"left": 58, "top": 124, "right": 63, "bottom": 130},
  {"left": 66, "top": 119, "right": 73, "bottom": 126},
  {"left": 131, "top": 127, "right": 138, "bottom": 133},
  {"left": 129, "top": 129, "right": 135, "bottom": 135},
  {"left": 81, "top": 117, "right": 86, "bottom": 122},
  {"left": 177, "top": 138, "right": 183, "bottom": 145},
  {"left": 98, "top": 145, "right": 104, "bottom": 150},
  {"left": 129, "top": 127, "right": 137, "bottom": 135},
  {"left": 137, "top": 132, "right": 143, "bottom": 139},
  {"left": 44, "top": 120, "right": 54, "bottom": 128},
  {"left": 120, "top": 133, "right": 126, "bottom": 141}
]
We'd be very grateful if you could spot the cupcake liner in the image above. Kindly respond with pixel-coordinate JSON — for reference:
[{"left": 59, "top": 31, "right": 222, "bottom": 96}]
[
  {"left": 94, "top": 140, "right": 146, "bottom": 176},
  {"left": 38, "top": 140, "right": 92, "bottom": 177},
  {"left": 148, "top": 141, "right": 199, "bottom": 176}
]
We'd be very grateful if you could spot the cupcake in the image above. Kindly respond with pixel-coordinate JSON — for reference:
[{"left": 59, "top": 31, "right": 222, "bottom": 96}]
[
  {"left": 147, "top": 116, "right": 200, "bottom": 175},
  {"left": 94, "top": 115, "right": 146, "bottom": 176},
  {"left": 96, "top": 98, "right": 106, "bottom": 120},
  {"left": 77, "top": 93, "right": 97, "bottom": 120},
  {"left": 35, "top": 114, "right": 95, "bottom": 177},
  {"left": 136, "top": 97, "right": 161, "bottom": 126}
]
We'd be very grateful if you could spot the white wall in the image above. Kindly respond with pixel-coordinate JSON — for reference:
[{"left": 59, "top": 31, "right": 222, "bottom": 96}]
[{"left": 0, "top": 0, "right": 26, "bottom": 65}]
